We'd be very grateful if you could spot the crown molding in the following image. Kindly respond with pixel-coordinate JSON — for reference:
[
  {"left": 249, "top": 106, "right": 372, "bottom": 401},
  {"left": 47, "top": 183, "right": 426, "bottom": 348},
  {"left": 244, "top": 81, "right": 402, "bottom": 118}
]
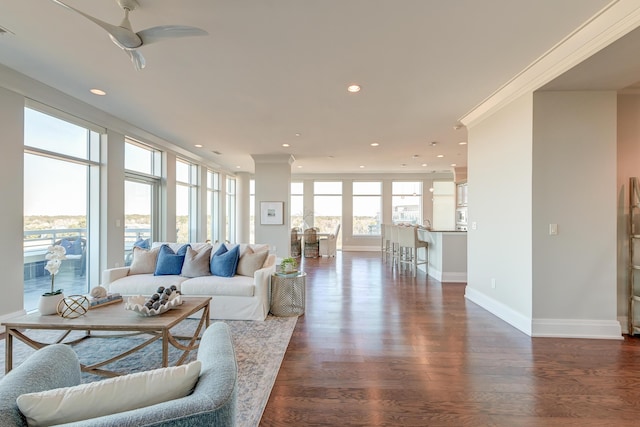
[{"left": 459, "top": 0, "right": 640, "bottom": 128}]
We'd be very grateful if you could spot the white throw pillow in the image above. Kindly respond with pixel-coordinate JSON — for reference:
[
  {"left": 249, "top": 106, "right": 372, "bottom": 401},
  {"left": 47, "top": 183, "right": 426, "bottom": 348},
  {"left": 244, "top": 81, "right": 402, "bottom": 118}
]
[
  {"left": 128, "top": 246, "right": 160, "bottom": 275},
  {"left": 17, "top": 360, "right": 201, "bottom": 427}
]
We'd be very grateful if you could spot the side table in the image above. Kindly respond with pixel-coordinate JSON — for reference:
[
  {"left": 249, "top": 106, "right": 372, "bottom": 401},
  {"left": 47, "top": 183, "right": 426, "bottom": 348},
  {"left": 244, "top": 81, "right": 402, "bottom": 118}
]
[{"left": 270, "top": 272, "right": 306, "bottom": 316}]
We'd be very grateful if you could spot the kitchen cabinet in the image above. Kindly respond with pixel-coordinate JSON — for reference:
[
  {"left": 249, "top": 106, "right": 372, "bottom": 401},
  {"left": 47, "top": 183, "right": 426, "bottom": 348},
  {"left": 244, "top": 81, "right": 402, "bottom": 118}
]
[{"left": 456, "top": 182, "right": 468, "bottom": 207}]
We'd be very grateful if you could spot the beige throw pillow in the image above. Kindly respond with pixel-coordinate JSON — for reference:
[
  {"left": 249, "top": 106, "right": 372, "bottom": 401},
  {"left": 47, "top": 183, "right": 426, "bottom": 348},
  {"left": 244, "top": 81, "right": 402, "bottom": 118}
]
[
  {"left": 17, "top": 360, "right": 201, "bottom": 427},
  {"left": 181, "top": 245, "right": 212, "bottom": 278},
  {"left": 128, "top": 246, "right": 160, "bottom": 275},
  {"left": 236, "top": 247, "right": 269, "bottom": 277}
]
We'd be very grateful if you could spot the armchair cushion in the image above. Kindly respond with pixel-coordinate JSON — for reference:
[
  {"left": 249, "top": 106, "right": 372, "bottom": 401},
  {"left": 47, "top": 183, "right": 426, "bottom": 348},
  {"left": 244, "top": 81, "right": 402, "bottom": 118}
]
[
  {"left": 0, "top": 344, "right": 81, "bottom": 427},
  {"left": 17, "top": 360, "right": 202, "bottom": 427}
]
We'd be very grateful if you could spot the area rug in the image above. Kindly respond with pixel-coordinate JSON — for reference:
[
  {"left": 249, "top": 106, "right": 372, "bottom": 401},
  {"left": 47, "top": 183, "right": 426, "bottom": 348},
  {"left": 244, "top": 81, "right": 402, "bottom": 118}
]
[{"left": 0, "top": 315, "right": 297, "bottom": 427}]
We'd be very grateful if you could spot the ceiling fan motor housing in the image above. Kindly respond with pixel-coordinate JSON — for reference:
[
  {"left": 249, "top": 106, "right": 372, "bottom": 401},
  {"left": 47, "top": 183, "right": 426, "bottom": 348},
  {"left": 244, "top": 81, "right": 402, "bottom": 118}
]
[{"left": 117, "top": 0, "right": 139, "bottom": 11}]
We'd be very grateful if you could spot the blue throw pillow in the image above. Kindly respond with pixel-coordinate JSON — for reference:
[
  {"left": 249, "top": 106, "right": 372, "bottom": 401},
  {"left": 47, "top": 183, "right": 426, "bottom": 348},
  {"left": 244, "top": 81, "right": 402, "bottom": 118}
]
[
  {"left": 210, "top": 245, "right": 240, "bottom": 277},
  {"left": 134, "top": 238, "right": 150, "bottom": 250},
  {"left": 59, "top": 239, "right": 73, "bottom": 254},
  {"left": 69, "top": 238, "right": 83, "bottom": 255},
  {"left": 154, "top": 244, "right": 190, "bottom": 276}
]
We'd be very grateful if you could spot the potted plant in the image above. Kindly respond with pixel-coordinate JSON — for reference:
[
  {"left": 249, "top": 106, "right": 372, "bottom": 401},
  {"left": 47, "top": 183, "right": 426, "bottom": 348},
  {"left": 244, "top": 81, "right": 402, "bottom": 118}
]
[
  {"left": 38, "top": 244, "right": 67, "bottom": 315},
  {"left": 280, "top": 257, "right": 298, "bottom": 274}
]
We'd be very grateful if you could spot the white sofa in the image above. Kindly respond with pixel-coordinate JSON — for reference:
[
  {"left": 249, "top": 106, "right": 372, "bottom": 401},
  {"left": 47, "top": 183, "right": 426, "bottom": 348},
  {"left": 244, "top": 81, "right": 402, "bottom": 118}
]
[{"left": 102, "top": 242, "right": 276, "bottom": 321}]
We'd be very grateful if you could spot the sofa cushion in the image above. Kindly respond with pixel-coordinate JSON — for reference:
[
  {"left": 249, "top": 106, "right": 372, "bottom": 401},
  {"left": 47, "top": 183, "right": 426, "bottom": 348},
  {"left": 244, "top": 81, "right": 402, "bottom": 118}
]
[
  {"left": 181, "top": 275, "right": 255, "bottom": 297},
  {"left": 108, "top": 274, "right": 189, "bottom": 296},
  {"left": 17, "top": 360, "right": 202, "bottom": 427},
  {"left": 210, "top": 244, "right": 240, "bottom": 277},
  {"left": 236, "top": 247, "right": 269, "bottom": 277},
  {"left": 154, "top": 244, "right": 190, "bottom": 276},
  {"left": 181, "top": 244, "right": 213, "bottom": 278},
  {"left": 129, "top": 246, "right": 160, "bottom": 275}
]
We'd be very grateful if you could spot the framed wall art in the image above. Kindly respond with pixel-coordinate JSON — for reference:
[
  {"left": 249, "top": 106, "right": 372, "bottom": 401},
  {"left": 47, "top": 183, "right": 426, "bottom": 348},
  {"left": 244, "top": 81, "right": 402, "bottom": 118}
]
[{"left": 260, "top": 201, "right": 284, "bottom": 225}]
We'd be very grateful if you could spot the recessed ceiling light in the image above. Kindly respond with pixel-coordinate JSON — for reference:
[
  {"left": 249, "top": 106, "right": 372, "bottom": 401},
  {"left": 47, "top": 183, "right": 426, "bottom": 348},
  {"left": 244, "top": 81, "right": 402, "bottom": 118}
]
[
  {"left": 401, "top": 164, "right": 407, "bottom": 168},
  {"left": 430, "top": 141, "right": 437, "bottom": 146},
  {"left": 194, "top": 144, "right": 203, "bottom": 148},
  {"left": 347, "top": 84, "right": 361, "bottom": 93},
  {"left": 282, "top": 143, "right": 290, "bottom": 147},
  {"left": 370, "top": 142, "right": 379, "bottom": 147},
  {"left": 90, "top": 88, "right": 106, "bottom": 96},
  {"left": 297, "top": 165, "right": 303, "bottom": 168},
  {"left": 421, "top": 163, "right": 428, "bottom": 167},
  {"left": 359, "top": 165, "right": 365, "bottom": 168},
  {"left": 451, "top": 163, "right": 457, "bottom": 167},
  {"left": 437, "top": 154, "right": 444, "bottom": 158},
  {"left": 412, "top": 154, "right": 419, "bottom": 159},
  {"left": 459, "top": 141, "right": 467, "bottom": 145},
  {"left": 236, "top": 166, "right": 241, "bottom": 169},
  {"left": 295, "top": 133, "right": 301, "bottom": 137}
]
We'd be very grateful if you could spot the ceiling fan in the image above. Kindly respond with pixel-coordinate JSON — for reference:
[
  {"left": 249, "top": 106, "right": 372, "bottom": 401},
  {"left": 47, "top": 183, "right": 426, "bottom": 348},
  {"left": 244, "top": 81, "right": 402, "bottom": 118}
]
[{"left": 51, "top": 0, "right": 208, "bottom": 70}]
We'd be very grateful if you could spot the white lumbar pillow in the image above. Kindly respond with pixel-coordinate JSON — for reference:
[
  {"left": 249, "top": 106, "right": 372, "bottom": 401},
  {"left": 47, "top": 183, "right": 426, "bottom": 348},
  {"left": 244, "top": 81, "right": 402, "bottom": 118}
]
[{"left": 17, "top": 360, "right": 201, "bottom": 427}]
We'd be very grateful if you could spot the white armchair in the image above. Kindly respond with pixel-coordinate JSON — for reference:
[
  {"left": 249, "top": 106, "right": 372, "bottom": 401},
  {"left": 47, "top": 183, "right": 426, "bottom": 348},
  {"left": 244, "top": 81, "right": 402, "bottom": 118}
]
[{"left": 319, "top": 224, "right": 340, "bottom": 257}]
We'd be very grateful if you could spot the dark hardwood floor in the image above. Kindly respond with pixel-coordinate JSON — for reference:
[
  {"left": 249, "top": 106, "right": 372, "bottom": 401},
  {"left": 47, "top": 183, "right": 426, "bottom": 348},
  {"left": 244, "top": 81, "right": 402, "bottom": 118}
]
[{"left": 260, "top": 251, "right": 640, "bottom": 426}]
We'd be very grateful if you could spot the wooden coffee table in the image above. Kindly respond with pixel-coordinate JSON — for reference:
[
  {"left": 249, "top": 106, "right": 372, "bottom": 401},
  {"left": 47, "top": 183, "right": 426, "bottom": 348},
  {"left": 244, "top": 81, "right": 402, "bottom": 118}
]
[{"left": 2, "top": 296, "right": 211, "bottom": 377}]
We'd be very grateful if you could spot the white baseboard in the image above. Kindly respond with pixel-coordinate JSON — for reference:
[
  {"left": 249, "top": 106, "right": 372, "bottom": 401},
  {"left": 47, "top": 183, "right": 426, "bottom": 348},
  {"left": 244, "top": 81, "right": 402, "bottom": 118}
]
[
  {"left": 464, "top": 287, "right": 532, "bottom": 336},
  {"left": 465, "top": 287, "right": 623, "bottom": 339},
  {"left": 418, "top": 264, "right": 466, "bottom": 283},
  {"left": 341, "top": 246, "right": 379, "bottom": 252},
  {"left": 532, "top": 318, "right": 622, "bottom": 340},
  {"left": 440, "top": 272, "right": 467, "bottom": 283}
]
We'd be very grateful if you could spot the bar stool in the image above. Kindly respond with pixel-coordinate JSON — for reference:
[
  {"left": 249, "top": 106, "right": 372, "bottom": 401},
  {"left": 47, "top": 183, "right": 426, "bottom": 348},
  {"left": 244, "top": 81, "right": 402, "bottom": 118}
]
[{"left": 397, "top": 226, "right": 428, "bottom": 277}]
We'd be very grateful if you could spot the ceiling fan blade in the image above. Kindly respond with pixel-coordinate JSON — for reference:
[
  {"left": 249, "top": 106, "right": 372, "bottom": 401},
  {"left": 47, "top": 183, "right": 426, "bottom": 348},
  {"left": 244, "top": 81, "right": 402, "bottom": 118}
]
[
  {"left": 126, "top": 49, "right": 146, "bottom": 71},
  {"left": 137, "top": 25, "right": 208, "bottom": 46},
  {"left": 51, "top": 0, "right": 142, "bottom": 48}
]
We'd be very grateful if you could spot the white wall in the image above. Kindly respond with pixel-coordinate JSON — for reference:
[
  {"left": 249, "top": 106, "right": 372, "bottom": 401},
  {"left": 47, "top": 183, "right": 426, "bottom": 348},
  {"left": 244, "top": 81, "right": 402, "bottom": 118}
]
[
  {"left": 465, "top": 93, "right": 534, "bottom": 335},
  {"left": 617, "top": 94, "right": 640, "bottom": 328},
  {"left": 0, "top": 87, "right": 26, "bottom": 321},
  {"left": 532, "top": 91, "right": 619, "bottom": 338},
  {"left": 253, "top": 155, "right": 293, "bottom": 258},
  {"left": 466, "top": 90, "right": 622, "bottom": 339}
]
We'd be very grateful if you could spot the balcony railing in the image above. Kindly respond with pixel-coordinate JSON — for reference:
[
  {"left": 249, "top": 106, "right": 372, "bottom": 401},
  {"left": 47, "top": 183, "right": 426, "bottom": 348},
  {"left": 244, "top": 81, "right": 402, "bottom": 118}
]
[{"left": 22, "top": 227, "right": 150, "bottom": 311}]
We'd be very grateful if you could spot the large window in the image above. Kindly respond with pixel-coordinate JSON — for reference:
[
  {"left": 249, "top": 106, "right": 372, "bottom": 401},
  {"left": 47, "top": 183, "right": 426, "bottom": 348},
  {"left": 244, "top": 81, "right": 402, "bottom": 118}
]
[
  {"left": 176, "top": 158, "right": 198, "bottom": 243},
  {"left": 124, "top": 139, "right": 161, "bottom": 265},
  {"left": 392, "top": 181, "right": 422, "bottom": 225},
  {"left": 207, "top": 170, "right": 221, "bottom": 243},
  {"left": 314, "top": 181, "right": 342, "bottom": 234},
  {"left": 23, "top": 105, "right": 101, "bottom": 311},
  {"left": 291, "top": 182, "right": 304, "bottom": 229},
  {"left": 353, "top": 181, "right": 382, "bottom": 235},
  {"left": 226, "top": 177, "right": 236, "bottom": 243}
]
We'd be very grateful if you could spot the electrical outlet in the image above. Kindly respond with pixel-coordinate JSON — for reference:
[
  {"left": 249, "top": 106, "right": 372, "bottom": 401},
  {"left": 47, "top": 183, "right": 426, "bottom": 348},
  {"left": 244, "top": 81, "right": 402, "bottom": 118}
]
[
  {"left": 549, "top": 223, "right": 558, "bottom": 235},
  {"left": 491, "top": 278, "right": 496, "bottom": 289}
]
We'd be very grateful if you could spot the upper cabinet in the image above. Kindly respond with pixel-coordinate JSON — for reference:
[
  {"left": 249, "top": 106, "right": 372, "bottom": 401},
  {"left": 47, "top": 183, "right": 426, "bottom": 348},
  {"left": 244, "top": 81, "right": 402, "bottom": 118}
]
[{"left": 456, "top": 182, "right": 468, "bottom": 207}]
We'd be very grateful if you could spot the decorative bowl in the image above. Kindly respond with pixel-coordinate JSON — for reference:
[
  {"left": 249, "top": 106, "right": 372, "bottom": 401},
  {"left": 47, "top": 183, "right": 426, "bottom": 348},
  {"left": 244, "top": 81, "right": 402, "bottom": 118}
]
[{"left": 125, "top": 292, "right": 183, "bottom": 316}]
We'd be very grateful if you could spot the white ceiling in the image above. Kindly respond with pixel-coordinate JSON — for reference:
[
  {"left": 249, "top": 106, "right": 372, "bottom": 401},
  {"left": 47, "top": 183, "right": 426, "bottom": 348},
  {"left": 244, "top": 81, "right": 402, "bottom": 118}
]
[{"left": 0, "top": 0, "right": 613, "bottom": 175}]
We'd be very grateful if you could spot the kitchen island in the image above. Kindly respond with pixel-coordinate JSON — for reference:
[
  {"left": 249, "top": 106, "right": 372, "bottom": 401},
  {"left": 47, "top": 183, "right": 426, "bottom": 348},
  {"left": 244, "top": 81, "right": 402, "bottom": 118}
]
[{"left": 417, "top": 229, "right": 467, "bottom": 282}]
